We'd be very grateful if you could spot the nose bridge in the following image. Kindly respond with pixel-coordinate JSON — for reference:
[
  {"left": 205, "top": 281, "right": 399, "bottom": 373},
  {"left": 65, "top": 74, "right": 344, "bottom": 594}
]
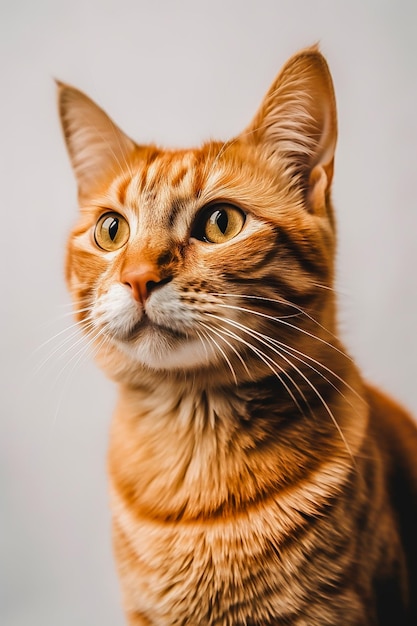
[
  {"left": 119, "top": 234, "right": 174, "bottom": 305},
  {"left": 122, "top": 236, "right": 159, "bottom": 271}
]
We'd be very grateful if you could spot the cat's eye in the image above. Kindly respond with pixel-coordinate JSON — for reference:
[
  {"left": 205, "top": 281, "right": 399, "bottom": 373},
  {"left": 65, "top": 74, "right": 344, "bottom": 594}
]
[
  {"left": 94, "top": 212, "right": 130, "bottom": 251},
  {"left": 193, "top": 204, "right": 245, "bottom": 244}
]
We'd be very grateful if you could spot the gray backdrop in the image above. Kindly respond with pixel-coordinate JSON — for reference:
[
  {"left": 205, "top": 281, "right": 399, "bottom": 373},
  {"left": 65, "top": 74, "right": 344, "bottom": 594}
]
[{"left": 1, "top": 1, "right": 416, "bottom": 625}]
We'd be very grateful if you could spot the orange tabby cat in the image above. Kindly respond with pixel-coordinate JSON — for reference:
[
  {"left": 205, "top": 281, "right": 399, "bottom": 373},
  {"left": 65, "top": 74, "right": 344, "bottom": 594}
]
[{"left": 58, "top": 47, "right": 417, "bottom": 625}]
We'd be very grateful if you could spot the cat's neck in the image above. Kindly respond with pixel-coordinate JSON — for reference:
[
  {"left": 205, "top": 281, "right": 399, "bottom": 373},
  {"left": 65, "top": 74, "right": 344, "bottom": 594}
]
[{"left": 108, "top": 366, "right": 368, "bottom": 523}]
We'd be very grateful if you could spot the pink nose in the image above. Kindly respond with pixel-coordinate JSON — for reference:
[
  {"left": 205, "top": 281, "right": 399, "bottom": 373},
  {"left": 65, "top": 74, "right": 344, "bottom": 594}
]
[{"left": 121, "top": 264, "right": 162, "bottom": 304}]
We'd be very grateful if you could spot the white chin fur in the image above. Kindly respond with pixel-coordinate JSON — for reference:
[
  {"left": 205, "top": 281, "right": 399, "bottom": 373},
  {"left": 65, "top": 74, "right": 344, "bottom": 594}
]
[
  {"left": 120, "top": 332, "right": 213, "bottom": 370},
  {"left": 92, "top": 283, "right": 215, "bottom": 371}
]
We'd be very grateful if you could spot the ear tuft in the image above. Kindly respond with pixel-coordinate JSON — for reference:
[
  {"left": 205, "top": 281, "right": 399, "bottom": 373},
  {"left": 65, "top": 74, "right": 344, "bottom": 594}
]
[
  {"left": 242, "top": 47, "right": 337, "bottom": 212},
  {"left": 57, "top": 83, "right": 135, "bottom": 197}
]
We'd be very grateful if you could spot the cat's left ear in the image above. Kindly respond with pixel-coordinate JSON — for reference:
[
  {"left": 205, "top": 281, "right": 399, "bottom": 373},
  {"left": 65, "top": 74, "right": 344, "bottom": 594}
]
[
  {"left": 241, "top": 47, "right": 337, "bottom": 216},
  {"left": 57, "top": 82, "right": 135, "bottom": 198}
]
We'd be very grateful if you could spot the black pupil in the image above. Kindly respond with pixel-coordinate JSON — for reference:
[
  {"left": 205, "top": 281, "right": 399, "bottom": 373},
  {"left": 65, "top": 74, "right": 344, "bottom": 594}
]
[
  {"left": 108, "top": 218, "right": 119, "bottom": 241},
  {"left": 212, "top": 210, "right": 228, "bottom": 234}
]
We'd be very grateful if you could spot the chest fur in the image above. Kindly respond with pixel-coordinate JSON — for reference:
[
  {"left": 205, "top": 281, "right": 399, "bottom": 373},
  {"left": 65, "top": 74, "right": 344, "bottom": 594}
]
[
  {"left": 111, "top": 470, "right": 362, "bottom": 625},
  {"left": 108, "top": 383, "right": 375, "bottom": 624}
]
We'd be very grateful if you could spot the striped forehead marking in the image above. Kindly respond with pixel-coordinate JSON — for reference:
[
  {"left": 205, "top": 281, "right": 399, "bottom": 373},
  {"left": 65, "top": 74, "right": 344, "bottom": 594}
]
[{"left": 114, "top": 151, "right": 209, "bottom": 231}]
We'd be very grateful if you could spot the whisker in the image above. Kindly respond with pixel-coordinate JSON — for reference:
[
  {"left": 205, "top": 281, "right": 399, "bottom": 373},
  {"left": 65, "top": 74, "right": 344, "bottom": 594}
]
[
  {"left": 36, "top": 303, "right": 92, "bottom": 334},
  {"left": 215, "top": 302, "right": 353, "bottom": 362},
  {"left": 198, "top": 321, "right": 251, "bottom": 378},
  {"left": 195, "top": 329, "right": 212, "bottom": 364},
  {"left": 49, "top": 327, "right": 109, "bottom": 430},
  {"left": 33, "top": 319, "right": 96, "bottom": 376},
  {"left": 210, "top": 310, "right": 363, "bottom": 405},
  {"left": 54, "top": 296, "right": 91, "bottom": 309},
  {"left": 203, "top": 318, "right": 308, "bottom": 416},
  {"left": 313, "top": 282, "right": 351, "bottom": 297},
  {"left": 33, "top": 317, "right": 89, "bottom": 356},
  {"left": 56, "top": 306, "right": 92, "bottom": 319},
  {"left": 208, "top": 313, "right": 356, "bottom": 465},
  {"left": 269, "top": 338, "right": 365, "bottom": 405},
  {"left": 53, "top": 324, "right": 107, "bottom": 383},
  {"left": 197, "top": 324, "right": 238, "bottom": 385},
  {"left": 209, "top": 292, "right": 301, "bottom": 311},
  {"left": 210, "top": 292, "right": 335, "bottom": 332}
]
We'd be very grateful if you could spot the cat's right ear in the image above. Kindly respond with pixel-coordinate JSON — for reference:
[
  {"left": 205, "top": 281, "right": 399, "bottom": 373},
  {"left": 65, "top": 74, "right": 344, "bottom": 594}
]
[{"left": 57, "top": 81, "right": 135, "bottom": 198}]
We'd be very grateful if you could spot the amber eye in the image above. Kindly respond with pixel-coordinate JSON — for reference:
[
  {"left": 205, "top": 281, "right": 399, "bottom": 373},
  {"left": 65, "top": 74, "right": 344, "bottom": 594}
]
[
  {"left": 193, "top": 204, "right": 245, "bottom": 244},
  {"left": 94, "top": 212, "right": 130, "bottom": 251}
]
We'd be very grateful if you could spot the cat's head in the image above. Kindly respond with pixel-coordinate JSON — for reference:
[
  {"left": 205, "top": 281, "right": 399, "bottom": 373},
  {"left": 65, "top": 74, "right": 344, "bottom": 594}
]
[{"left": 59, "top": 47, "right": 338, "bottom": 387}]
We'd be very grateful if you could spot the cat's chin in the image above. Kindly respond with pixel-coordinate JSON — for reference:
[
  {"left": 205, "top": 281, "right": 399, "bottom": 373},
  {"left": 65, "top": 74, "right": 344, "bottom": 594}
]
[{"left": 116, "top": 329, "right": 213, "bottom": 371}]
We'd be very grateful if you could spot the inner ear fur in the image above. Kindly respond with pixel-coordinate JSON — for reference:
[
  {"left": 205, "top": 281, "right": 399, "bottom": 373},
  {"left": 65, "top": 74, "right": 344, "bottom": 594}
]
[
  {"left": 57, "top": 82, "right": 135, "bottom": 198},
  {"left": 241, "top": 46, "right": 338, "bottom": 216}
]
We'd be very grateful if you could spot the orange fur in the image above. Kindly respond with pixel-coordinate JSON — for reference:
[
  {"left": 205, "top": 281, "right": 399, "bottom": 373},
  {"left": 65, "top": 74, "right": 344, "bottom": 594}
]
[{"left": 58, "top": 48, "right": 417, "bottom": 625}]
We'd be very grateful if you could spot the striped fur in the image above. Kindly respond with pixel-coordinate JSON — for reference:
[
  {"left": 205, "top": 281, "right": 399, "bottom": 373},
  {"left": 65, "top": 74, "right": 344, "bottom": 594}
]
[{"left": 59, "top": 48, "right": 417, "bottom": 625}]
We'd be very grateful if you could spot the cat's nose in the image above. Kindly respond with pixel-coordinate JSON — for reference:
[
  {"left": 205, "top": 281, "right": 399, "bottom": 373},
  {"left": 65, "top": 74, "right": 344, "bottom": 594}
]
[{"left": 121, "top": 264, "right": 162, "bottom": 304}]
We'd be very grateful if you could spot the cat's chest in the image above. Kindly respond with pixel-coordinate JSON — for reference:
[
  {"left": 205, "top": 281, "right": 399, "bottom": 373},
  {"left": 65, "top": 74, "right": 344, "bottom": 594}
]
[
  {"left": 108, "top": 382, "right": 363, "bottom": 624},
  {"left": 110, "top": 455, "right": 354, "bottom": 625},
  {"left": 111, "top": 484, "right": 307, "bottom": 624}
]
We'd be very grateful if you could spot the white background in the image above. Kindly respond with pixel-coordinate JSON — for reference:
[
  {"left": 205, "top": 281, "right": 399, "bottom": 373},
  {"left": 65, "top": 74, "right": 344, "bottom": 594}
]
[{"left": 1, "top": 1, "right": 416, "bottom": 624}]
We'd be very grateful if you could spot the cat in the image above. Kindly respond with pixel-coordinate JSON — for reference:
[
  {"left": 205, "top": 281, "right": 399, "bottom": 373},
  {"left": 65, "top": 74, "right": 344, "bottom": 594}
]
[{"left": 58, "top": 47, "right": 417, "bottom": 625}]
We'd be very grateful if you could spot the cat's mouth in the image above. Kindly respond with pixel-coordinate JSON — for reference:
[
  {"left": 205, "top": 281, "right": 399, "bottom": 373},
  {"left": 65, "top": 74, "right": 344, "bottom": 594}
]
[
  {"left": 108, "top": 311, "right": 211, "bottom": 371},
  {"left": 118, "top": 314, "right": 188, "bottom": 344},
  {"left": 92, "top": 284, "right": 204, "bottom": 369}
]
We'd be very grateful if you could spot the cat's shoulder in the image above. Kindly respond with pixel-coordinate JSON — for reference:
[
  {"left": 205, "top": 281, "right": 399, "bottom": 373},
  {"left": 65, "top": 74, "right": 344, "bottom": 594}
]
[
  {"left": 365, "top": 385, "right": 417, "bottom": 620},
  {"left": 366, "top": 384, "right": 417, "bottom": 550},
  {"left": 366, "top": 384, "right": 417, "bottom": 472}
]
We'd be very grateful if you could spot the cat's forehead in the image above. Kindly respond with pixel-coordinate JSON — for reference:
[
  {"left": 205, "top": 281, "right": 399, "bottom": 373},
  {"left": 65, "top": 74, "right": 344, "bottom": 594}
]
[
  {"left": 104, "top": 150, "right": 202, "bottom": 237},
  {"left": 126, "top": 149, "right": 203, "bottom": 211},
  {"left": 129, "top": 144, "right": 233, "bottom": 198},
  {"left": 101, "top": 141, "right": 289, "bottom": 230}
]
